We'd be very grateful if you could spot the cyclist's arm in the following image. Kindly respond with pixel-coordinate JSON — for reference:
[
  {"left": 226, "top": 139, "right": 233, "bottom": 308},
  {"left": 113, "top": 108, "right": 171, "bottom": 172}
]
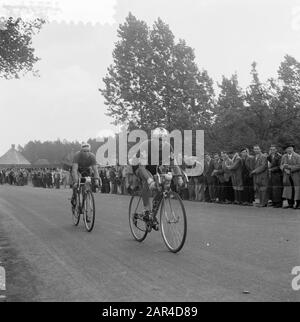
[
  {"left": 72, "top": 163, "right": 79, "bottom": 184},
  {"left": 169, "top": 157, "right": 186, "bottom": 187},
  {"left": 170, "top": 156, "right": 183, "bottom": 177},
  {"left": 92, "top": 165, "right": 100, "bottom": 179}
]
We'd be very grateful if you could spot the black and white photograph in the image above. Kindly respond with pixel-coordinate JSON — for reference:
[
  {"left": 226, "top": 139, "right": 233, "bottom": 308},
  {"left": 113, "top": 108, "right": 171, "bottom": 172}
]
[{"left": 0, "top": 0, "right": 300, "bottom": 306}]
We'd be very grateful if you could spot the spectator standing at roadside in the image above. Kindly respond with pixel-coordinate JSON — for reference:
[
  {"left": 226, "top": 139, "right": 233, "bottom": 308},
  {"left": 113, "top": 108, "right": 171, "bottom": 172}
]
[
  {"left": 211, "top": 153, "right": 224, "bottom": 203},
  {"left": 108, "top": 166, "right": 116, "bottom": 194},
  {"left": 220, "top": 152, "right": 234, "bottom": 203},
  {"left": 225, "top": 152, "right": 244, "bottom": 205},
  {"left": 240, "top": 148, "right": 255, "bottom": 206},
  {"left": 267, "top": 145, "right": 283, "bottom": 208},
  {"left": 280, "top": 143, "right": 300, "bottom": 209},
  {"left": 250, "top": 145, "right": 269, "bottom": 207},
  {"left": 116, "top": 165, "right": 123, "bottom": 194},
  {"left": 54, "top": 169, "right": 61, "bottom": 189},
  {"left": 121, "top": 165, "right": 128, "bottom": 194},
  {"left": 203, "top": 154, "right": 215, "bottom": 202}
]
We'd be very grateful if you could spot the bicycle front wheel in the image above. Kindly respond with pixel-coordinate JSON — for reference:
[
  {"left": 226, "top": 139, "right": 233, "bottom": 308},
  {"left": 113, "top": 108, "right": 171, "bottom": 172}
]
[
  {"left": 160, "top": 191, "right": 187, "bottom": 253},
  {"left": 129, "top": 193, "right": 148, "bottom": 242},
  {"left": 83, "top": 191, "right": 95, "bottom": 232},
  {"left": 71, "top": 193, "right": 80, "bottom": 226}
]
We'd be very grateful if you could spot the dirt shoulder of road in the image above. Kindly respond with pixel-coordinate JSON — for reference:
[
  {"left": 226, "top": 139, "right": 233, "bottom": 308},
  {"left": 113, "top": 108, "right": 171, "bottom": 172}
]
[{"left": 0, "top": 218, "right": 40, "bottom": 302}]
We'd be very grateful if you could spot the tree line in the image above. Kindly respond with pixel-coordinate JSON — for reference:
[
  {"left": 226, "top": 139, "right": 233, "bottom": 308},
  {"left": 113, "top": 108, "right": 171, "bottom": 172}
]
[
  {"left": 18, "top": 139, "right": 102, "bottom": 165},
  {"left": 100, "top": 13, "right": 300, "bottom": 153}
]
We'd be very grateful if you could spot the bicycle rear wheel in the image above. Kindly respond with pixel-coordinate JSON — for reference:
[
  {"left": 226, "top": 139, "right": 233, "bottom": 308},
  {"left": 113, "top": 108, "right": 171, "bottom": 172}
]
[
  {"left": 160, "top": 191, "right": 187, "bottom": 253},
  {"left": 83, "top": 190, "right": 95, "bottom": 232},
  {"left": 129, "top": 193, "right": 148, "bottom": 242},
  {"left": 71, "top": 193, "right": 80, "bottom": 226}
]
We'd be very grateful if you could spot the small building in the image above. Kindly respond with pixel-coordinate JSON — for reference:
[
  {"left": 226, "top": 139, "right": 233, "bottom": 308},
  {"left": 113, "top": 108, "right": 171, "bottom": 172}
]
[{"left": 0, "top": 144, "right": 31, "bottom": 168}]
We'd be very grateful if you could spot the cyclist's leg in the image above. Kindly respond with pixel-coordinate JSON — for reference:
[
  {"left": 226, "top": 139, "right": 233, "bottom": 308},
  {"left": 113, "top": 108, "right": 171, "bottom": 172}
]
[
  {"left": 141, "top": 179, "right": 152, "bottom": 212},
  {"left": 71, "top": 187, "right": 76, "bottom": 207},
  {"left": 135, "top": 166, "right": 159, "bottom": 230},
  {"left": 71, "top": 174, "right": 80, "bottom": 206},
  {"left": 135, "top": 166, "right": 153, "bottom": 212},
  {"left": 135, "top": 166, "right": 156, "bottom": 190}
]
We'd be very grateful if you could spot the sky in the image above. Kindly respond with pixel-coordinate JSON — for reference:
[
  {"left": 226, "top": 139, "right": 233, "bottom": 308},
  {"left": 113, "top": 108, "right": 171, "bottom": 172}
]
[{"left": 0, "top": 0, "right": 300, "bottom": 156}]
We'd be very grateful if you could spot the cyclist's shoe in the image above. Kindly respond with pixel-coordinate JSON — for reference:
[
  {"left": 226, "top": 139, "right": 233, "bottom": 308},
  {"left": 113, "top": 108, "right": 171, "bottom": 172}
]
[
  {"left": 143, "top": 210, "right": 152, "bottom": 232},
  {"left": 71, "top": 196, "right": 77, "bottom": 213},
  {"left": 143, "top": 210, "right": 159, "bottom": 232},
  {"left": 143, "top": 210, "right": 151, "bottom": 222},
  {"left": 71, "top": 196, "right": 76, "bottom": 207},
  {"left": 132, "top": 213, "right": 138, "bottom": 226},
  {"left": 152, "top": 216, "right": 159, "bottom": 231}
]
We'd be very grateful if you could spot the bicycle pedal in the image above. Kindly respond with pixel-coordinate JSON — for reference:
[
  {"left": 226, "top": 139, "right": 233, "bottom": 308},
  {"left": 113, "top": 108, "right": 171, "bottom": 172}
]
[
  {"left": 146, "top": 223, "right": 152, "bottom": 232},
  {"left": 152, "top": 224, "right": 159, "bottom": 231}
]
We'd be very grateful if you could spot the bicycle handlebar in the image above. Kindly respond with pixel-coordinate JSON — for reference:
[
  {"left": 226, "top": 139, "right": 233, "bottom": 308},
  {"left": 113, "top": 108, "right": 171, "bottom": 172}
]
[
  {"left": 77, "top": 176, "right": 92, "bottom": 185},
  {"left": 155, "top": 165, "right": 189, "bottom": 184}
]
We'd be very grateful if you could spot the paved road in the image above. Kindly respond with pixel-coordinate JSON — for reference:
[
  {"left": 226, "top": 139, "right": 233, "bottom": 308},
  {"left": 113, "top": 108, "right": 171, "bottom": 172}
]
[{"left": 0, "top": 185, "right": 299, "bottom": 302}]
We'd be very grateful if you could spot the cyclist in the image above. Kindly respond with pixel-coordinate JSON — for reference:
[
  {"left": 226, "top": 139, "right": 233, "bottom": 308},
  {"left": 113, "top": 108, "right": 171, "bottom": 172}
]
[
  {"left": 71, "top": 142, "right": 100, "bottom": 212},
  {"left": 131, "top": 127, "right": 185, "bottom": 230}
]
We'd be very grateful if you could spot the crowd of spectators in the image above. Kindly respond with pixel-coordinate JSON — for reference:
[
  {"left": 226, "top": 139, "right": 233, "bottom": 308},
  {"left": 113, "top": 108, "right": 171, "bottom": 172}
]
[
  {"left": 0, "top": 168, "right": 29, "bottom": 186},
  {"left": 1, "top": 143, "right": 299, "bottom": 210},
  {"left": 0, "top": 168, "right": 70, "bottom": 189},
  {"left": 180, "top": 144, "right": 300, "bottom": 210}
]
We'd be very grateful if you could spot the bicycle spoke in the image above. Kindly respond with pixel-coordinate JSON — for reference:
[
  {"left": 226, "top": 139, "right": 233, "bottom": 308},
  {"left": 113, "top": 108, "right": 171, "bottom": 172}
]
[
  {"left": 160, "top": 193, "right": 187, "bottom": 253},
  {"left": 133, "top": 197, "right": 142, "bottom": 214},
  {"left": 129, "top": 194, "right": 148, "bottom": 242},
  {"left": 163, "top": 207, "right": 181, "bottom": 246}
]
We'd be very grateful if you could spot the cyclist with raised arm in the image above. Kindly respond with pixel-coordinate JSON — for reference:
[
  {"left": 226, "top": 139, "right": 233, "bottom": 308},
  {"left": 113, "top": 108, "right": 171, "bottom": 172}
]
[
  {"left": 71, "top": 142, "right": 100, "bottom": 211},
  {"left": 131, "top": 128, "right": 185, "bottom": 230}
]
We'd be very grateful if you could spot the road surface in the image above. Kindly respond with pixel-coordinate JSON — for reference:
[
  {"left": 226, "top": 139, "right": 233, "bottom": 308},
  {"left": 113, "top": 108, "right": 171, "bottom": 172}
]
[{"left": 0, "top": 185, "right": 299, "bottom": 301}]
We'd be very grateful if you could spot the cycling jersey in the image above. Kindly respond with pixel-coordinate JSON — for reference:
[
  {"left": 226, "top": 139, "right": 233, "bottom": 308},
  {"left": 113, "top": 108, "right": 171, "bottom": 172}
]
[
  {"left": 131, "top": 139, "right": 181, "bottom": 176},
  {"left": 73, "top": 151, "right": 97, "bottom": 176}
]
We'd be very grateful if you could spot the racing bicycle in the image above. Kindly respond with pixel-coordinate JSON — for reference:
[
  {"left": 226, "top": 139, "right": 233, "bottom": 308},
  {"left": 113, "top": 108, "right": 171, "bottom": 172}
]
[
  {"left": 129, "top": 169, "right": 187, "bottom": 253},
  {"left": 71, "top": 176, "right": 96, "bottom": 232}
]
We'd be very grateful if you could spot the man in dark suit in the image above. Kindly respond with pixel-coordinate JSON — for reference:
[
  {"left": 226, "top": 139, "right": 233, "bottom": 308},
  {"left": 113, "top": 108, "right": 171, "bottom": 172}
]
[
  {"left": 250, "top": 145, "right": 269, "bottom": 207},
  {"left": 240, "top": 148, "right": 255, "bottom": 205},
  {"left": 216, "top": 151, "right": 234, "bottom": 203},
  {"left": 280, "top": 143, "right": 300, "bottom": 209},
  {"left": 267, "top": 145, "right": 283, "bottom": 208},
  {"left": 203, "top": 154, "right": 215, "bottom": 202},
  {"left": 225, "top": 151, "right": 244, "bottom": 205},
  {"left": 211, "top": 153, "right": 225, "bottom": 203}
]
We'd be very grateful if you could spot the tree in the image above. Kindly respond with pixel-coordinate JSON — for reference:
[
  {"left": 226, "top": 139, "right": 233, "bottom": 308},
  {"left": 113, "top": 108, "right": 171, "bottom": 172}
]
[
  {"left": 269, "top": 55, "right": 300, "bottom": 146},
  {"left": 100, "top": 13, "right": 215, "bottom": 132},
  {"left": 101, "top": 13, "right": 154, "bottom": 129},
  {"left": 217, "top": 73, "right": 244, "bottom": 111},
  {"left": 208, "top": 73, "right": 251, "bottom": 151},
  {"left": 21, "top": 139, "right": 82, "bottom": 164},
  {"left": 244, "top": 62, "right": 273, "bottom": 148},
  {"left": 0, "top": 17, "right": 44, "bottom": 79}
]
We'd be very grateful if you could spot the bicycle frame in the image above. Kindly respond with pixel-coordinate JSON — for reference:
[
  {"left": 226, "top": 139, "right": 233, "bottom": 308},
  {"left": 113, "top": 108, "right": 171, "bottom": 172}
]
[
  {"left": 152, "top": 166, "right": 174, "bottom": 210},
  {"left": 72, "top": 175, "right": 96, "bottom": 232},
  {"left": 76, "top": 176, "right": 92, "bottom": 209}
]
